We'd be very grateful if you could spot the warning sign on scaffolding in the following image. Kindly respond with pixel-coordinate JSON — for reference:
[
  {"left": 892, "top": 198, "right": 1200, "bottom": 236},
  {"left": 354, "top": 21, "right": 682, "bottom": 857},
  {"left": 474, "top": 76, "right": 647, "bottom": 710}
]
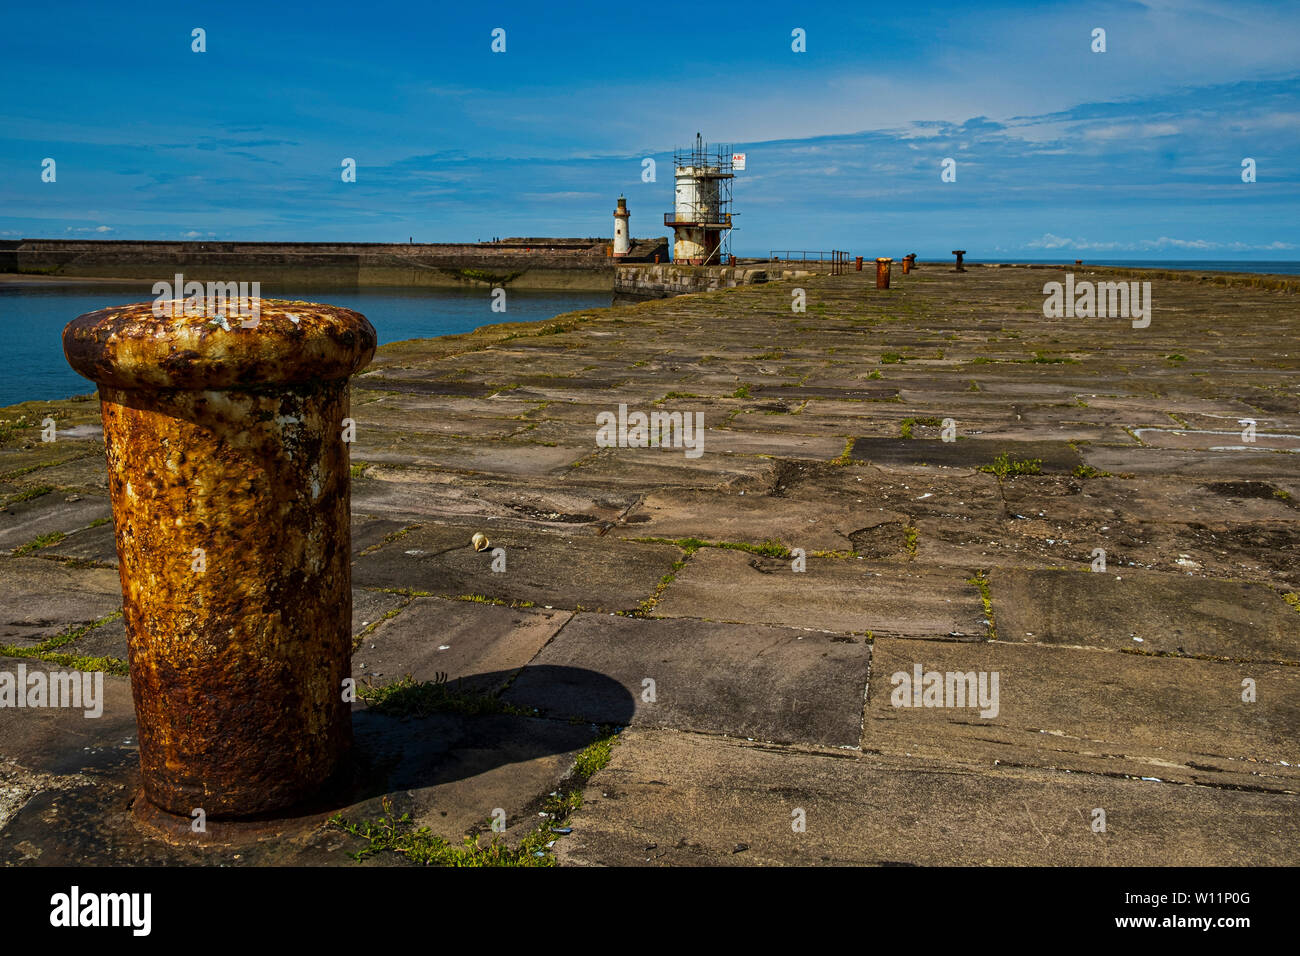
[{"left": 731, "top": 153, "right": 746, "bottom": 171}]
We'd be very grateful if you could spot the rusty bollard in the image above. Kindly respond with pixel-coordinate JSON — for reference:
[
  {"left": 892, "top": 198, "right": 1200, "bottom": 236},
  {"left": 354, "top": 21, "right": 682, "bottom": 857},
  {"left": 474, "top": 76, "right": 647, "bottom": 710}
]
[
  {"left": 63, "top": 299, "right": 376, "bottom": 819},
  {"left": 875, "top": 257, "right": 893, "bottom": 289},
  {"left": 855, "top": 256, "right": 863, "bottom": 271},
  {"left": 952, "top": 249, "right": 967, "bottom": 272},
  {"left": 901, "top": 257, "right": 913, "bottom": 275}
]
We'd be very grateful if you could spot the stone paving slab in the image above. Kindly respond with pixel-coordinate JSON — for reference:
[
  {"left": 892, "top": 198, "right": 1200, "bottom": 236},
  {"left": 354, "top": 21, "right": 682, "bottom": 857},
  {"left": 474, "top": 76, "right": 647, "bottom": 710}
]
[
  {"left": 352, "top": 521, "right": 682, "bottom": 612},
  {"left": 565, "top": 446, "right": 775, "bottom": 490},
  {"left": 0, "top": 493, "right": 109, "bottom": 552},
  {"left": 1079, "top": 444, "right": 1298, "bottom": 478},
  {"left": 0, "top": 556, "right": 122, "bottom": 645},
  {"left": 654, "top": 548, "right": 985, "bottom": 638},
  {"left": 990, "top": 567, "right": 1300, "bottom": 662},
  {"left": 557, "top": 728, "right": 1300, "bottom": 866},
  {"left": 621, "top": 488, "right": 884, "bottom": 553},
  {"left": 354, "top": 472, "right": 638, "bottom": 530},
  {"left": 863, "top": 637, "right": 1300, "bottom": 790},
  {"left": 502, "top": 613, "right": 871, "bottom": 747},
  {"left": 354, "top": 596, "right": 572, "bottom": 689},
  {"left": 27, "top": 521, "right": 117, "bottom": 566}
]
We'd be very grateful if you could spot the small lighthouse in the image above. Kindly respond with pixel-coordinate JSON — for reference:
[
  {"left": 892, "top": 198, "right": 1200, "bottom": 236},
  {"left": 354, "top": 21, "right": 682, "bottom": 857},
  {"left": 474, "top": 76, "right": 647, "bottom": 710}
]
[{"left": 613, "top": 195, "right": 631, "bottom": 257}]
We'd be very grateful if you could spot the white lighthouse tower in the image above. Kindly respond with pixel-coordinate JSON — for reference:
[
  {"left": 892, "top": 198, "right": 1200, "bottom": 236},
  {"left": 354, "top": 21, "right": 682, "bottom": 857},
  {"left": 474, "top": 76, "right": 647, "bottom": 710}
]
[
  {"left": 613, "top": 195, "right": 631, "bottom": 257},
  {"left": 666, "top": 134, "right": 734, "bottom": 265}
]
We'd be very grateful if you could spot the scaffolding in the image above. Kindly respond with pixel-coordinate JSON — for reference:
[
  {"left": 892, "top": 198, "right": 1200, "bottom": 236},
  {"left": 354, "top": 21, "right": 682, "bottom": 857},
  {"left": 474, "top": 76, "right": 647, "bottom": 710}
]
[{"left": 665, "top": 134, "right": 735, "bottom": 264}]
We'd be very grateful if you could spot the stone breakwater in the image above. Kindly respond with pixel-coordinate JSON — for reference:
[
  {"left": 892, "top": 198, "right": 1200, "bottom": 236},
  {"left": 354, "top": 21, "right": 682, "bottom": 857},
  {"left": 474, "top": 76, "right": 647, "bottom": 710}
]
[
  {"left": 0, "top": 237, "right": 669, "bottom": 292},
  {"left": 1, "top": 265, "right": 1298, "bottom": 865}
]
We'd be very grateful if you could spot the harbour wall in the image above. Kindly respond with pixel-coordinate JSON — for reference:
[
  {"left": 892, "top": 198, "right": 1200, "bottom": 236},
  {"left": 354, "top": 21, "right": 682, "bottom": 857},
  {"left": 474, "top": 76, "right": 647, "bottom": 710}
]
[
  {"left": 613, "top": 263, "right": 827, "bottom": 297},
  {"left": 0, "top": 238, "right": 669, "bottom": 292}
]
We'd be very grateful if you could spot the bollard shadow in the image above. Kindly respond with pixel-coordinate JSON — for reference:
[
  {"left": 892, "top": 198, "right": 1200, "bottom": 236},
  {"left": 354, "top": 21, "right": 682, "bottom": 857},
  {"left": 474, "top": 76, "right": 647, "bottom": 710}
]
[{"left": 345, "top": 664, "right": 635, "bottom": 805}]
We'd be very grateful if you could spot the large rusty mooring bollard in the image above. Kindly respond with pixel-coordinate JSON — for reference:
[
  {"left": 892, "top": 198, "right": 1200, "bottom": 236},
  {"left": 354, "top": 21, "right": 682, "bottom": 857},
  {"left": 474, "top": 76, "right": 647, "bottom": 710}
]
[
  {"left": 63, "top": 299, "right": 376, "bottom": 818},
  {"left": 875, "top": 257, "right": 893, "bottom": 289}
]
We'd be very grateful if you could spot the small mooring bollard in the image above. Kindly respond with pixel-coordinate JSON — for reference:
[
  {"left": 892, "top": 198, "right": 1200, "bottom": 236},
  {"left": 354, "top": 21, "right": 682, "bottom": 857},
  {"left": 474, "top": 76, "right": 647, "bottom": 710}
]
[
  {"left": 901, "top": 257, "right": 913, "bottom": 275},
  {"left": 63, "top": 298, "right": 376, "bottom": 819},
  {"left": 876, "top": 257, "right": 893, "bottom": 289},
  {"left": 855, "top": 256, "right": 863, "bottom": 272},
  {"left": 1075, "top": 259, "right": 1083, "bottom": 267},
  {"left": 952, "top": 250, "right": 967, "bottom": 272}
]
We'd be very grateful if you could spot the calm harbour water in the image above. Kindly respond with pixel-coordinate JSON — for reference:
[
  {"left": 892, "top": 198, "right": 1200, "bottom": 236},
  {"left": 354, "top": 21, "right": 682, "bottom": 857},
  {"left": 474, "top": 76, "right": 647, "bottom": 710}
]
[{"left": 0, "top": 284, "right": 612, "bottom": 408}]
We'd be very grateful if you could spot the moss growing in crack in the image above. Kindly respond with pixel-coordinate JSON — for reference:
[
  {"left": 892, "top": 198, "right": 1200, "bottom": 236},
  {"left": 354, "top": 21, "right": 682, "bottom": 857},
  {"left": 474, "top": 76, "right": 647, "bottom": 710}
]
[
  {"left": 655, "top": 391, "right": 700, "bottom": 405},
  {"left": 899, "top": 416, "right": 942, "bottom": 439},
  {"left": 903, "top": 526, "right": 919, "bottom": 558},
  {"left": 2, "top": 484, "right": 54, "bottom": 507},
  {"left": 967, "top": 571, "right": 996, "bottom": 640},
  {"left": 454, "top": 594, "right": 536, "bottom": 609},
  {"left": 0, "top": 642, "right": 129, "bottom": 676},
  {"left": 329, "top": 727, "right": 622, "bottom": 867},
  {"left": 979, "top": 453, "right": 1042, "bottom": 478},
  {"left": 831, "top": 437, "right": 855, "bottom": 466},
  {"left": 14, "top": 530, "right": 66, "bottom": 555},
  {"left": 1072, "top": 464, "right": 1112, "bottom": 479}
]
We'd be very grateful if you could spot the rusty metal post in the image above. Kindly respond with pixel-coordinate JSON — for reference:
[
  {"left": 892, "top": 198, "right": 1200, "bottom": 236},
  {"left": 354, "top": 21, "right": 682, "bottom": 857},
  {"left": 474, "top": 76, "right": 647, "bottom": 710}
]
[
  {"left": 952, "top": 249, "right": 966, "bottom": 271},
  {"left": 855, "top": 256, "right": 863, "bottom": 271},
  {"left": 901, "top": 257, "right": 912, "bottom": 275},
  {"left": 63, "top": 299, "right": 376, "bottom": 819},
  {"left": 876, "top": 257, "right": 893, "bottom": 289},
  {"left": 654, "top": 254, "right": 661, "bottom": 264}
]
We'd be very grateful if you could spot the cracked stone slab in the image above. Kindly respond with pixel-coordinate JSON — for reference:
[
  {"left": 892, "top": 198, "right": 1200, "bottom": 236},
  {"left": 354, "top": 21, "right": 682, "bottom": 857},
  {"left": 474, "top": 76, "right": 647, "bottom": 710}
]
[
  {"left": 863, "top": 637, "right": 1300, "bottom": 790},
  {"left": 990, "top": 567, "right": 1300, "bottom": 662},
  {"left": 654, "top": 548, "right": 985, "bottom": 637},
  {"left": 620, "top": 488, "right": 885, "bottom": 553},
  {"left": 849, "top": 437, "right": 1083, "bottom": 473},
  {"left": 502, "top": 613, "right": 870, "bottom": 747},
  {"left": 557, "top": 728, "right": 1300, "bottom": 866}
]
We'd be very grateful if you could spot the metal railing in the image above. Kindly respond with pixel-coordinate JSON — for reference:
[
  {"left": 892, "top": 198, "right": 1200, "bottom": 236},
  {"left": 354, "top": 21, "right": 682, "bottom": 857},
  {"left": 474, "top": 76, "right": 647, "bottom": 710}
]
[
  {"left": 769, "top": 250, "right": 838, "bottom": 262},
  {"left": 770, "top": 250, "right": 852, "bottom": 273},
  {"left": 666, "top": 212, "right": 732, "bottom": 228}
]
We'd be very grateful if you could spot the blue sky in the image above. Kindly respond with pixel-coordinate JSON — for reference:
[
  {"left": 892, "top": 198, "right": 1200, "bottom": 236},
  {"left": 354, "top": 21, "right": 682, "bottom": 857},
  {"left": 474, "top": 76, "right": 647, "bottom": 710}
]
[{"left": 2, "top": 0, "right": 1297, "bottom": 259}]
